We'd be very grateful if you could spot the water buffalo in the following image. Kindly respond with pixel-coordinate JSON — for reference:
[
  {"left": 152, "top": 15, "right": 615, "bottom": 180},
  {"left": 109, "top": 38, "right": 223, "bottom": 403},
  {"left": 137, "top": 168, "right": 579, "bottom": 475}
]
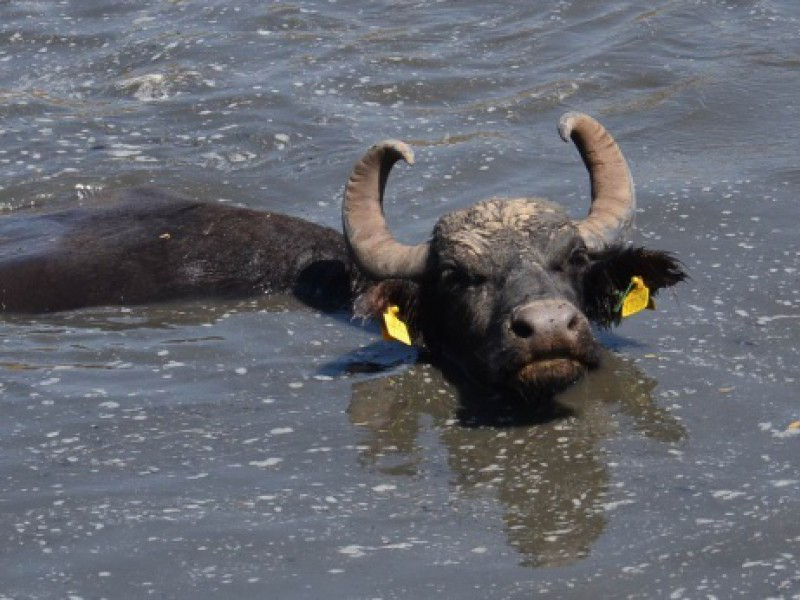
[
  {"left": 0, "top": 112, "right": 685, "bottom": 400},
  {"left": 344, "top": 112, "right": 686, "bottom": 398}
]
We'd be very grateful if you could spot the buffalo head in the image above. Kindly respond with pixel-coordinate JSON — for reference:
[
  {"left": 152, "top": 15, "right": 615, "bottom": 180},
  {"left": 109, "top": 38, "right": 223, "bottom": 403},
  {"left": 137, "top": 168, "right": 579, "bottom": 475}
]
[{"left": 344, "top": 113, "right": 686, "bottom": 400}]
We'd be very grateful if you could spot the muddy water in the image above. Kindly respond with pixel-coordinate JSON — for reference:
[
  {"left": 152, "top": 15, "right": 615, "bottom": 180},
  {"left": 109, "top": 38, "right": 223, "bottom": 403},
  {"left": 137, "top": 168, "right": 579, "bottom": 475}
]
[{"left": 1, "top": 1, "right": 799, "bottom": 598}]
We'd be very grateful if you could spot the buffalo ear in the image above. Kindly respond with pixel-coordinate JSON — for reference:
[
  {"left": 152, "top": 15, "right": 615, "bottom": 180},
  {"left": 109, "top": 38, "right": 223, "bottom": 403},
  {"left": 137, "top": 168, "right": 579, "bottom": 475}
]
[
  {"left": 353, "top": 279, "right": 421, "bottom": 335},
  {"left": 582, "top": 245, "right": 687, "bottom": 328}
]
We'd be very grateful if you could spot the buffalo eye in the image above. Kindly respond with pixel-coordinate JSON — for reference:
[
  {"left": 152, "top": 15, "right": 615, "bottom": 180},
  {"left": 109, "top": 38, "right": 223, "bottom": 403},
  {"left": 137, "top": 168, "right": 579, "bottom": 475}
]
[
  {"left": 567, "top": 245, "right": 589, "bottom": 268},
  {"left": 440, "top": 266, "right": 487, "bottom": 288},
  {"left": 551, "top": 243, "right": 589, "bottom": 273}
]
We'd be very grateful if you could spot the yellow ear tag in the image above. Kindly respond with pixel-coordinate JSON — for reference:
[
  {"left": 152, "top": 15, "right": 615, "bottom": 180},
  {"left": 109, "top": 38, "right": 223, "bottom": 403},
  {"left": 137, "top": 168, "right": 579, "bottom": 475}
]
[
  {"left": 620, "top": 276, "right": 655, "bottom": 318},
  {"left": 381, "top": 305, "right": 412, "bottom": 345}
]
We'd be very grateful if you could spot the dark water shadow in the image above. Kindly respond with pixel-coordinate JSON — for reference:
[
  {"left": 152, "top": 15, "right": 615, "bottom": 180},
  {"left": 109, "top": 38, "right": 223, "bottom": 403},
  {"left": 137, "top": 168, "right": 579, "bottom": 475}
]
[
  {"left": 595, "top": 328, "right": 648, "bottom": 352},
  {"left": 347, "top": 350, "right": 686, "bottom": 568},
  {"left": 315, "top": 336, "right": 419, "bottom": 377}
]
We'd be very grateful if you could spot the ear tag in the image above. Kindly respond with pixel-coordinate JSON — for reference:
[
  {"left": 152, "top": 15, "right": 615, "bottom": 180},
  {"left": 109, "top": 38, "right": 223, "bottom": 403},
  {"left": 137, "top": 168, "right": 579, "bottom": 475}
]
[
  {"left": 381, "top": 305, "right": 412, "bottom": 345},
  {"left": 617, "top": 276, "right": 655, "bottom": 318}
]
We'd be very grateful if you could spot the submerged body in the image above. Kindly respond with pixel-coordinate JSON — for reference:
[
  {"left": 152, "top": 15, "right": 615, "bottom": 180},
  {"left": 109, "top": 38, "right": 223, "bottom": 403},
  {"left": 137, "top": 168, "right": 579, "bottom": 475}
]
[{"left": 0, "top": 187, "right": 353, "bottom": 313}]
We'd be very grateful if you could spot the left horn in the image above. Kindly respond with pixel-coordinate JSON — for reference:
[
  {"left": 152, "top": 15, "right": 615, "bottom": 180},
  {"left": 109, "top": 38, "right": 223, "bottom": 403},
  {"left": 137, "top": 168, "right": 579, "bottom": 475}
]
[
  {"left": 559, "top": 112, "right": 636, "bottom": 251},
  {"left": 342, "top": 140, "right": 431, "bottom": 280}
]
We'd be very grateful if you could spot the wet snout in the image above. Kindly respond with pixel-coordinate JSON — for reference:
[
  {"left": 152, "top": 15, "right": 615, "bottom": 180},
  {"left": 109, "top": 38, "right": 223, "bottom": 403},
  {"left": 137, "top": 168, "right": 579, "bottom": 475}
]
[{"left": 510, "top": 299, "right": 590, "bottom": 357}]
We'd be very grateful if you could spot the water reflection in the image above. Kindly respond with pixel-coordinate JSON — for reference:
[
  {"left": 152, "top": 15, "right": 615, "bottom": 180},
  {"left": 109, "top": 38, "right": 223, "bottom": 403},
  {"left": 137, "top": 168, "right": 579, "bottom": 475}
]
[{"left": 348, "top": 351, "right": 685, "bottom": 567}]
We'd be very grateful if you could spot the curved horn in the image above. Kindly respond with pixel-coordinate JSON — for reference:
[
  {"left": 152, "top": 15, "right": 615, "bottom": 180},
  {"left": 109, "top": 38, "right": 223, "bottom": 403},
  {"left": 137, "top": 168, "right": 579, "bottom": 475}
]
[
  {"left": 343, "top": 140, "right": 431, "bottom": 280},
  {"left": 559, "top": 112, "right": 636, "bottom": 252}
]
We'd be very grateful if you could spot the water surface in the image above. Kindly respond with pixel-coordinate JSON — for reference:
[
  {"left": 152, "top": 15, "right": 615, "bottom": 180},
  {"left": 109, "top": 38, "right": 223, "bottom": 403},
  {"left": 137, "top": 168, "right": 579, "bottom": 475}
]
[{"left": 1, "top": 1, "right": 799, "bottom": 598}]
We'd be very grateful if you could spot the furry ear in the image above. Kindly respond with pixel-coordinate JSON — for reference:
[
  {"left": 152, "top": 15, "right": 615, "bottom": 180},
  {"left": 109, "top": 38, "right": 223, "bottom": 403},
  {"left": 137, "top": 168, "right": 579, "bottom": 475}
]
[
  {"left": 353, "top": 279, "right": 421, "bottom": 338},
  {"left": 582, "top": 245, "right": 687, "bottom": 328}
]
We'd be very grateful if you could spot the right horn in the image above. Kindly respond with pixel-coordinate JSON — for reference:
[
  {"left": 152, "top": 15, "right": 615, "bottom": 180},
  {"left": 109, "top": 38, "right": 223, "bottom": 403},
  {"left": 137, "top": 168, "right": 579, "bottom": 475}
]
[
  {"left": 559, "top": 112, "right": 636, "bottom": 252},
  {"left": 342, "top": 140, "right": 431, "bottom": 280}
]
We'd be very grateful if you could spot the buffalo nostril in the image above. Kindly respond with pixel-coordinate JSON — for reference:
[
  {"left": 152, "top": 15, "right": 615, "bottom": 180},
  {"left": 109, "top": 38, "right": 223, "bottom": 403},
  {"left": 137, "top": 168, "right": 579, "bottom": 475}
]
[
  {"left": 567, "top": 313, "right": 581, "bottom": 331},
  {"left": 511, "top": 319, "right": 534, "bottom": 339}
]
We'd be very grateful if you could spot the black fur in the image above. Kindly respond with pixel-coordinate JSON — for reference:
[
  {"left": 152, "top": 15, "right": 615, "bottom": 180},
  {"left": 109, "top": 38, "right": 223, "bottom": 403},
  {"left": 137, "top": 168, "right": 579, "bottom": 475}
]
[
  {"left": 582, "top": 245, "right": 687, "bottom": 328},
  {"left": 0, "top": 187, "right": 355, "bottom": 313}
]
